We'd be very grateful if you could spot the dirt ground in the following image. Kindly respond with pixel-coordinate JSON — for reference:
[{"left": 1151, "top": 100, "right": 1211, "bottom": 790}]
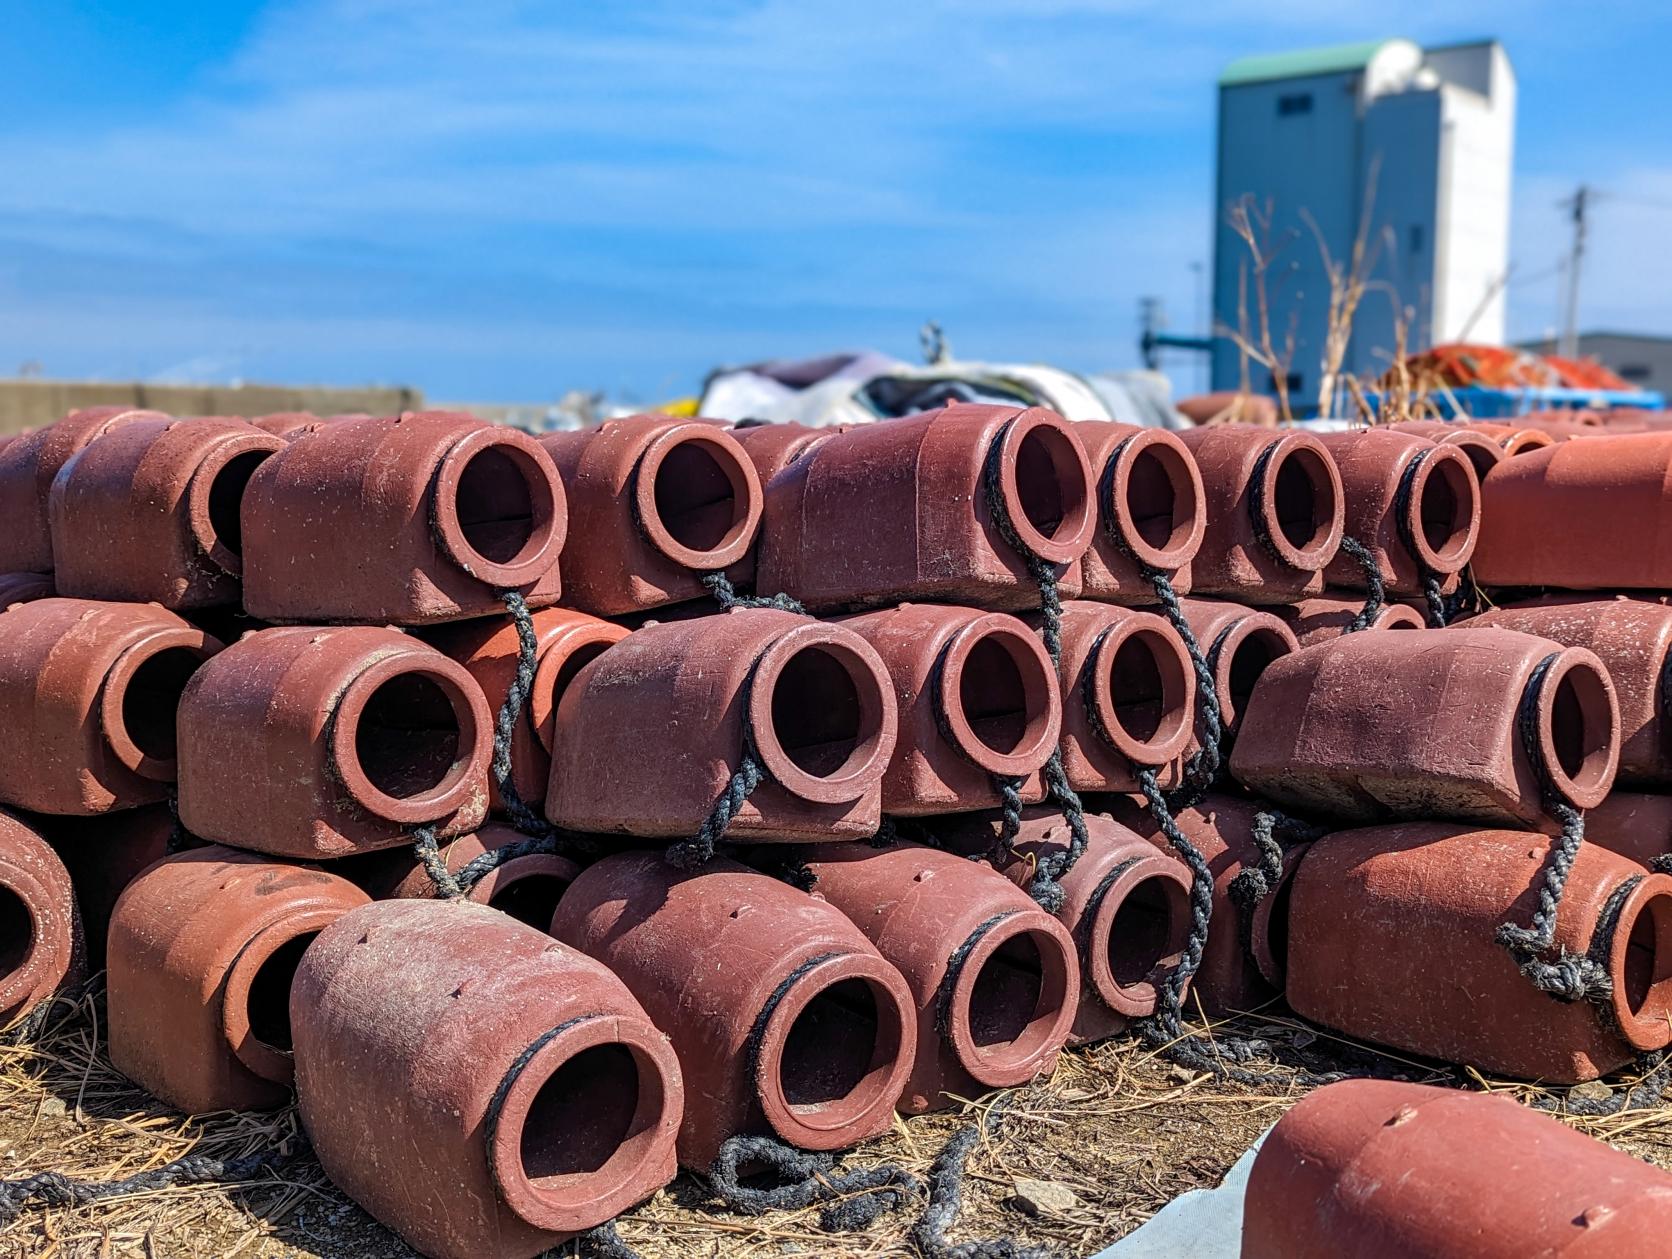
[{"left": 2, "top": 984, "right": 1669, "bottom": 1259}]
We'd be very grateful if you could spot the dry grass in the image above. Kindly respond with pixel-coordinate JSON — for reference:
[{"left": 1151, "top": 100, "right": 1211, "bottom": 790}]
[{"left": 2, "top": 985, "right": 1670, "bottom": 1259}]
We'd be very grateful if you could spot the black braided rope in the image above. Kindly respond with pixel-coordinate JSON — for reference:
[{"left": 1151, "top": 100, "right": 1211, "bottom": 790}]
[
  {"left": 0, "top": 1145, "right": 297, "bottom": 1229},
  {"left": 1226, "top": 810, "right": 1324, "bottom": 914},
  {"left": 910, "top": 1093, "right": 1062, "bottom": 1259},
  {"left": 981, "top": 419, "right": 1064, "bottom": 665},
  {"left": 1336, "top": 536, "right": 1385, "bottom": 634},
  {"left": 986, "top": 775, "right": 1026, "bottom": 861},
  {"left": 1495, "top": 652, "right": 1612, "bottom": 1003},
  {"left": 709, "top": 1136, "right": 920, "bottom": 1233},
  {"left": 703, "top": 571, "right": 807, "bottom": 614},
  {"left": 571, "top": 1221, "right": 645, "bottom": 1259},
  {"left": 1026, "top": 754, "right": 1088, "bottom": 915},
  {"left": 665, "top": 755, "right": 765, "bottom": 870},
  {"left": 1390, "top": 446, "right": 1451, "bottom": 628},
  {"left": 1142, "top": 571, "right": 1224, "bottom": 812}
]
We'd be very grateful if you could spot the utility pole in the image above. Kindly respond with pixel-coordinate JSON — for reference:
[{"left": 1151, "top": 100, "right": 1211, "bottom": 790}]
[{"left": 1559, "top": 184, "right": 1589, "bottom": 359}]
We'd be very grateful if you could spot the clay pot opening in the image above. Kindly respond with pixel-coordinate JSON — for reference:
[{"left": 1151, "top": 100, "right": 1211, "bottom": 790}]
[
  {"left": 433, "top": 429, "right": 565, "bottom": 587},
  {"left": 963, "top": 636, "right": 1036, "bottom": 756},
  {"left": 750, "top": 628, "right": 895, "bottom": 804},
  {"left": 531, "top": 624, "right": 627, "bottom": 756},
  {"left": 1538, "top": 656, "right": 1616, "bottom": 808},
  {"left": 1379, "top": 606, "right": 1424, "bottom": 631},
  {"left": 1410, "top": 448, "right": 1477, "bottom": 571},
  {"left": 332, "top": 654, "right": 486, "bottom": 824},
  {"left": 1442, "top": 433, "right": 1504, "bottom": 481},
  {"left": 486, "top": 872, "right": 573, "bottom": 932},
  {"left": 489, "top": 1017, "right": 676, "bottom": 1229},
  {"left": 935, "top": 617, "right": 1059, "bottom": 777},
  {"left": 779, "top": 977, "right": 888, "bottom": 1109},
  {"left": 951, "top": 919, "right": 1074, "bottom": 1085},
  {"left": 1107, "top": 436, "right": 1202, "bottom": 568},
  {"left": 520, "top": 1042, "right": 642, "bottom": 1178},
  {"left": 355, "top": 673, "right": 463, "bottom": 800},
  {"left": 1222, "top": 627, "right": 1292, "bottom": 730},
  {"left": 1272, "top": 446, "right": 1334, "bottom": 553},
  {"left": 1015, "top": 427, "right": 1088, "bottom": 544},
  {"left": 1611, "top": 885, "right": 1672, "bottom": 1051},
  {"left": 1098, "top": 626, "right": 1193, "bottom": 763},
  {"left": 1503, "top": 429, "right": 1555, "bottom": 456},
  {"left": 0, "top": 884, "right": 33, "bottom": 979},
  {"left": 119, "top": 646, "right": 204, "bottom": 766},
  {"left": 244, "top": 930, "right": 319, "bottom": 1055},
  {"left": 204, "top": 450, "right": 271, "bottom": 561},
  {"left": 993, "top": 416, "right": 1094, "bottom": 565},
  {"left": 1107, "top": 875, "right": 1189, "bottom": 989},
  {"left": 634, "top": 428, "right": 761, "bottom": 570}
]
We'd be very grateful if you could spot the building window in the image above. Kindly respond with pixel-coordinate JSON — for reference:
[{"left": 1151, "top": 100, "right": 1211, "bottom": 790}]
[
  {"left": 1409, "top": 224, "right": 1425, "bottom": 253},
  {"left": 1277, "top": 92, "right": 1313, "bottom": 116},
  {"left": 1619, "top": 364, "right": 1651, "bottom": 382}
]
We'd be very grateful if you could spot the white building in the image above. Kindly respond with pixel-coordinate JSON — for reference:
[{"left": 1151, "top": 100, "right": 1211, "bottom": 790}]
[{"left": 1210, "top": 39, "right": 1515, "bottom": 408}]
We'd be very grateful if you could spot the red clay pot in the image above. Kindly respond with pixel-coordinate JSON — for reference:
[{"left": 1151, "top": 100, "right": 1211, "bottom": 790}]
[
  {"left": 927, "top": 808, "right": 1192, "bottom": 1045},
  {"left": 1317, "top": 430, "right": 1479, "bottom": 596},
  {"left": 550, "top": 851, "right": 914, "bottom": 1168},
  {"left": 1582, "top": 792, "right": 1672, "bottom": 869},
  {"left": 1156, "top": 598, "right": 1297, "bottom": 790},
  {"left": 242, "top": 412, "right": 567, "bottom": 624},
  {"left": 0, "top": 407, "right": 165, "bottom": 573},
  {"left": 176, "top": 626, "right": 492, "bottom": 857},
  {"left": 0, "top": 572, "right": 54, "bottom": 609},
  {"left": 790, "top": 842, "right": 1079, "bottom": 1113},
  {"left": 1387, "top": 420, "right": 1507, "bottom": 482},
  {"left": 40, "top": 805, "right": 179, "bottom": 970},
  {"left": 250, "top": 412, "right": 367, "bottom": 440},
  {"left": 1231, "top": 628, "right": 1620, "bottom": 832},
  {"left": 0, "top": 599, "right": 222, "bottom": 815},
  {"left": 294, "top": 898, "right": 683, "bottom": 1259},
  {"left": 1467, "top": 599, "right": 1672, "bottom": 787},
  {"left": 107, "top": 846, "right": 369, "bottom": 1112},
  {"left": 1175, "top": 426, "right": 1344, "bottom": 603},
  {"left": 425, "top": 608, "right": 628, "bottom": 814},
  {"left": 1276, "top": 593, "right": 1425, "bottom": 647},
  {"left": 1285, "top": 823, "right": 1672, "bottom": 1081},
  {"left": 548, "top": 609, "right": 896, "bottom": 842},
  {"left": 541, "top": 414, "right": 761, "bottom": 615},
  {"left": 839, "top": 604, "right": 1059, "bottom": 814},
  {"left": 1467, "top": 420, "right": 1561, "bottom": 455},
  {"left": 345, "top": 823, "right": 579, "bottom": 932},
  {"left": 0, "top": 811, "right": 85, "bottom": 1028},
  {"left": 1075, "top": 421, "right": 1204, "bottom": 603},
  {"left": 1243, "top": 1079, "right": 1672, "bottom": 1259},
  {"left": 730, "top": 421, "right": 849, "bottom": 487},
  {"left": 1104, "top": 792, "right": 1307, "bottom": 1016},
  {"left": 1052, "top": 601, "right": 1195, "bottom": 793},
  {"left": 757, "top": 403, "right": 1096, "bottom": 612},
  {"left": 1474, "top": 433, "right": 1672, "bottom": 590},
  {"left": 48, "top": 416, "right": 285, "bottom": 609}
]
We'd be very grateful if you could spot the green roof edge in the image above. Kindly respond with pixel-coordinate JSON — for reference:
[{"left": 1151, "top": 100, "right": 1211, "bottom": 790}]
[{"left": 1219, "top": 39, "right": 1399, "bottom": 87}]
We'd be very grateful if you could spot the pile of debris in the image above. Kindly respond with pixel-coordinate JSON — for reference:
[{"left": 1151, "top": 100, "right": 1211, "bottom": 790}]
[{"left": 1, "top": 403, "right": 1671, "bottom": 1258}]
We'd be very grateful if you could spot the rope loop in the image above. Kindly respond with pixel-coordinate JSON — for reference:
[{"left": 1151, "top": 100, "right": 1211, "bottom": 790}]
[
  {"left": 709, "top": 1134, "right": 920, "bottom": 1233},
  {"left": 1335, "top": 536, "right": 1385, "bottom": 634},
  {"left": 702, "top": 571, "right": 807, "bottom": 614}
]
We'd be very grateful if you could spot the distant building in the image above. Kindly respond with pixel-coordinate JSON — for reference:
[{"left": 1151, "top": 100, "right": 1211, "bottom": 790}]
[
  {"left": 1211, "top": 39, "right": 1515, "bottom": 408},
  {"left": 1515, "top": 332, "right": 1672, "bottom": 397}
]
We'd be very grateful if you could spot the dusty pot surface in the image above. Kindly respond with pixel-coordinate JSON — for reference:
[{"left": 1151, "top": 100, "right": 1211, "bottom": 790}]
[
  {"left": 40, "top": 804, "right": 178, "bottom": 971},
  {"left": 345, "top": 823, "right": 579, "bottom": 933},
  {"left": 1474, "top": 433, "right": 1672, "bottom": 590},
  {"left": 1387, "top": 420, "right": 1506, "bottom": 481},
  {"left": 548, "top": 608, "right": 896, "bottom": 842},
  {"left": 0, "top": 598, "right": 223, "bottom": 815},
  {"left": 928, "top": 808, "right": 1192, "bottom": 1045},
  {"left": 243, "top": 412, "right": 567, "bottom": 624},
  {"left": 1467, "top": 598, "right": 1672, "bottom": 786},
  {"left": 757, "top": 403, "right": 1096, "bottom": 612},
  {"left": 425, "top": 607, "right": 628, "bottom": 813},
  {"left": 1075, "top": 421, "right": 1205, "bottom": 603},
  {"left": 176, "top": 626, "right": 492, "bottom": 857},
  {"left": 542, "top": 414, "right": 761, "bottom": 615},
  {"left": 1317, "top": 429, "right": 1479, "bottom": 597},
  {"left": 0, "top": 407, "right": 165, "bottom": 573},
  {"left": 1243, "top": 1079, "right": 1672, "bottom": 1259},
  {"left": 550, "top": 851, "right": 914, "bottom": 1168},
  {"left": 840, "top": 604, "right": 1059, "bottom": 814},
  {"left": 1585, "top": 792, "right": 1672, "bottom": 869},
  {"left": 1284, "top": 823, "right": 1672, "bottom": 1082},
  {"left": 790, "top": 842, "right": 1079, "bottom": 1113},
  {"left": 1231, "top": 627, "right": 1620, "bottom": 832},
  {"left": 49, "top": 416, "right": 286, "bottom": 609},
  {"left": 0, "top": 810, "right": 85, "bottom": 1029},
  {"left": 730, "top": 421, "right": 850, "bottom": 488},
  {"left": 1051, "top": 600, "right": 1194, "bottom": 793},
  {"left": 1103, "top": 792, "right": 1306, "bottom": 1016},
  {"left": 1176, "top": 425, "right": 1344, "bottom": 603},
  {"left": 294, "top": 898, "right": 683, "bottom": 1259},
  {"left": 106, "top": 846, "right": 369, "bottom": 1113},
  {"left": 1276, "top": 593, "right": 1424, "bottom": 647}
]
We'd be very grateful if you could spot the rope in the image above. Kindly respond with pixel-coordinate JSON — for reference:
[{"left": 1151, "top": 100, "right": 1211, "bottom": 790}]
[
  {"left": 0, "top": 1145, "right": 298, "bottom": 1229},
  {"left": 1494, "top": 652, "right": 1613, "bottom": 1003},
  {"left": 702, "top": 571, "right": 807, "bottom": 614},
  {"left": 1226, "top": 810, "right": 1324, "bottom": 914},
  {"left": 572, "top": 1222, "right": 645, "bottom": 1259},
  {"left": 1335, "top": 536, "right": 1385, "bottom": 634},
  {"left": 490, "top": 589, "right": 555, "bottom": 838},
  {"left": 1140, "top": 569, "right": 1224, "bottom": 812},
  {"left": 910, "top": 1092, "right": 1062, "bottom": 1259},
  {"left": 1390, "top": 446, "right": 1450, "bottom": 627},
  {"left": 665, "top": 755, "right": 765, "bottom": 870},
  {"left": 710, "top": 1136, "right": 920, "bottom": 1233},
  {"left": 981, "top": 420, "right": 1065, "bottom": 665}
]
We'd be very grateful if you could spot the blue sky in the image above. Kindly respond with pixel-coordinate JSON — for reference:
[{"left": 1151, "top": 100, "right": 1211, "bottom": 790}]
[{"left": 1, "top": 1, "right": 1669, "bottom": 403}]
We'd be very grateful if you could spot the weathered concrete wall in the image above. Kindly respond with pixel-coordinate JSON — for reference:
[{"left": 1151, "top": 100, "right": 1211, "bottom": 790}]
[{"left": 0, "top": 380, "right": 423, "bottom": 434}]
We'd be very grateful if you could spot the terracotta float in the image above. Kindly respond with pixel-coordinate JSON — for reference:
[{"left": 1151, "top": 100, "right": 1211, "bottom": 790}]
[
  {"left": 1075, "top": 421, "right": 1204, "bottom": 603},
  {"left": 0, "top": 811, "right": 85, "bottom": 1028}
]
